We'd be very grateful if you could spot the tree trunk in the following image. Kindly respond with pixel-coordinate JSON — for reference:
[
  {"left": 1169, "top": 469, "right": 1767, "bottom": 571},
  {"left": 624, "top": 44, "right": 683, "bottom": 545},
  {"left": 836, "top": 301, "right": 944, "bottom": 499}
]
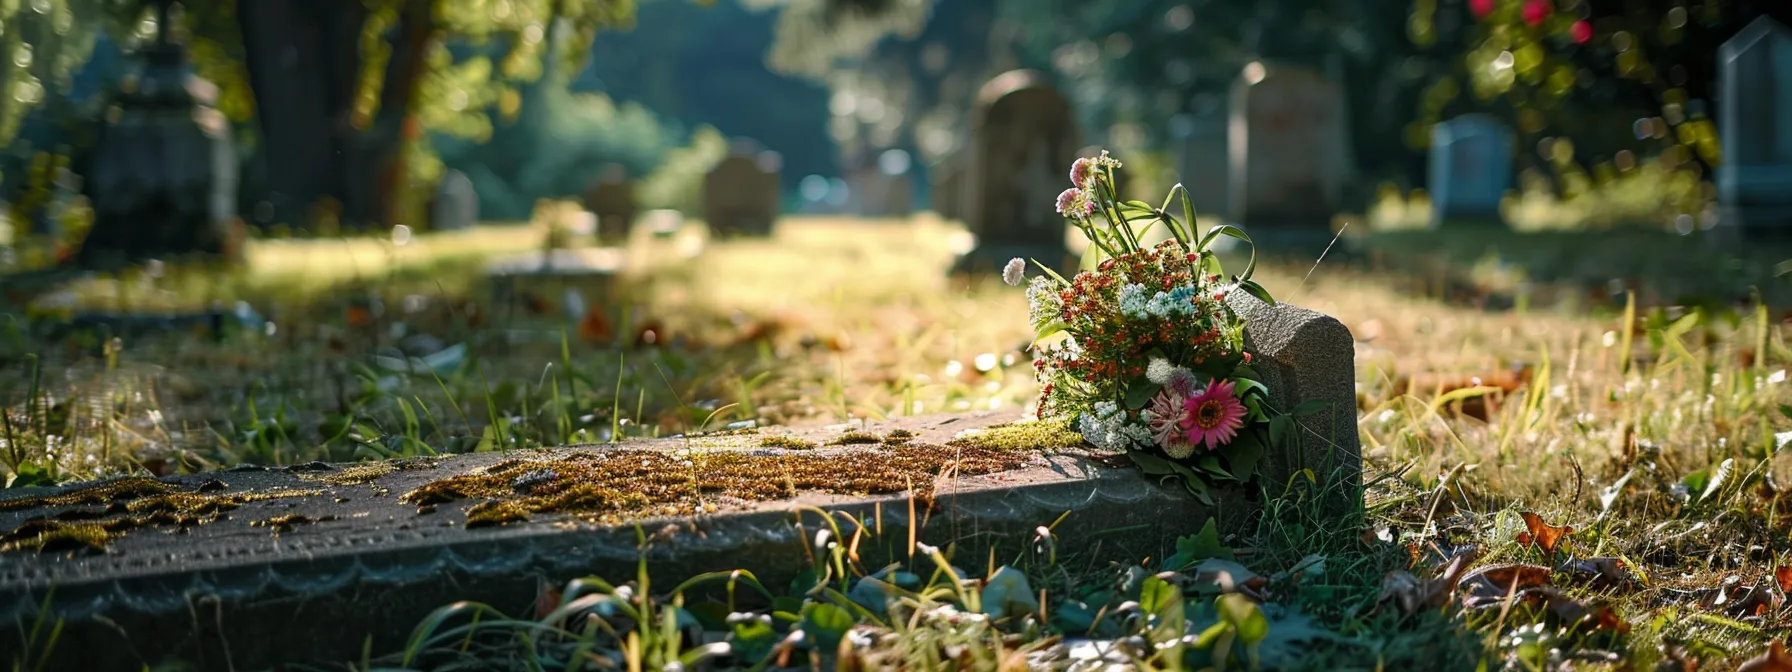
[
  {"left": 357, "top": 0, "right": 437, "bottom": 228},
  {"left": 236, "top": 0, "right": 366, "bottom": 230}
]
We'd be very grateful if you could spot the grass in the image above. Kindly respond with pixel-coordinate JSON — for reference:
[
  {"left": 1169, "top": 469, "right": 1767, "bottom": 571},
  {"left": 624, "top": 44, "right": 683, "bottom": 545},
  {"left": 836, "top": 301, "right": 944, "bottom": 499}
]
[{"left": 5, "top": 214, "right": 1792, "bottom": 669}]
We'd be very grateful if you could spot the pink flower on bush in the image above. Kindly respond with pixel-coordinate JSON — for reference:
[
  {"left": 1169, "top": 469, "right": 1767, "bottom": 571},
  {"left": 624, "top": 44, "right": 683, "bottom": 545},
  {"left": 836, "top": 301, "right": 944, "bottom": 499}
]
[
  {"left": 1522, "top": 0, "right": 1550, "bottom": 26},
  {"left": 1181, "top": 380, "right": 1247, "bottom": 452},
  {"left": 1056, "top": 188, "right": 1082, "bottom": 217},
  {"left": 1470, "top": 0, "right": 1494, "bottom": 19}
]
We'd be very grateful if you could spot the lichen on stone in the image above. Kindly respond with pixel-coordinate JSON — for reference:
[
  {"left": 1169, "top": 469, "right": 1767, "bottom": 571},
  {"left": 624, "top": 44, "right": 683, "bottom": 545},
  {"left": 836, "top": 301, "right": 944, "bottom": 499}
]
[
  {"left": 0, "top": 479, "right": 322, "bottom": 553},
  {"left": 299, "top": 457, "right": 440, "bottom": 486},
  {"left": 825, "top": 430, "right": 884, "bottom": 446},
  {"left": 403, "top": 440, "right": 1031, "bottom": 529},
  {"left": 946, "top": 418, "right": 1086, "bottom": 452},
  {"left": 758, "top": 435, "right": 818, "bottom": 450}
]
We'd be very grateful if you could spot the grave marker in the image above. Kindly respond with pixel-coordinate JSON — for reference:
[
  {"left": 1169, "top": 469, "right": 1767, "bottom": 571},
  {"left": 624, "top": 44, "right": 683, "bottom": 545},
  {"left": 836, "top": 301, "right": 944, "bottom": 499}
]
[
  {"left": 430, "top": 169, "right": 478, "bottom": 232},
  {"left": 1172, "top": 108, "right": 1231, "bottom": 219},
  {"left": 702, "top": 151, "right": 781, "bottom": 237},
  {"left": 931, "top": 155, "right": 965, "bottom": 221},
  {"left": 1428, "top": 114, "right": 1514, "bottom": 227},
  {"left": 954, "top": 70, "right": 1079, "bottom": 277},
  {"left": 1716, "top": 17, "right": 1792, "bottom": 241},
  {"left": 1228, "top": 62, "right": 1352, "bottom": 248},
  {"left": 585, "top": 164, "right": 635, "bottom": 244},
  {"left": 0, "top": 295, "right": 1358, "bottom": 671}
]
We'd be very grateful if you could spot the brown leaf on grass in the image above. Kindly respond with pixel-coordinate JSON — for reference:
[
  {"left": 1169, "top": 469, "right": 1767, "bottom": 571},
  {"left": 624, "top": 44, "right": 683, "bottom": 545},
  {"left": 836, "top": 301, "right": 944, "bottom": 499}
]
[
  {"left": 1457, "top": 563, "right": 1554, "bottom": 609},
  {"left": 1531, "top": 587, "right": 1631, "bottom": 634},
  {"left": 1379, "top": 551, "right": 1478, "bottom": 614},
  {"left": 1564, "top": 557, "right": 1637, "bottom": 591},
  {"left": 1722, "top": 582, "right": 1783, "bottom": 618},
  {"left": 576, "top": 308, "right": 613, "bottom": 345},
  {"left": 1515, "top": 512, "right": 1575, "bottom": 553},
  {"left": 1776, "top": 566, "right": 1792, "bottom": 595},
  {"left": 1738, "top": 639, "right": 1792, "bottom": 672}
]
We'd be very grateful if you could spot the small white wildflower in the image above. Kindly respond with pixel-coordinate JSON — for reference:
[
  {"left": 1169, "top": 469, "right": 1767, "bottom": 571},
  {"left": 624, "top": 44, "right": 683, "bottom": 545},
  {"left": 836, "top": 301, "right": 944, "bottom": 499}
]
[
  {"left": 1026, "top": 276, "right": 1061, "bottom": 326},
  {"left": 1118, "top": 283, "right": 1150, "bottom": 318},
  {"left": 1002, "top": 258, "right": 1027, "bottom": 286},
  {"left": 1145, "top": 358, "right": 1177, "bottom": 385},
  {"left": 1771, "top": 369, "right": 1787, "bottom": 385},
  {"left": 1376, "top": 409, "right": 1397, "bottom": 424},
  {"left": 1551, "top": 385, "right": 1567, "bottom": 400}
]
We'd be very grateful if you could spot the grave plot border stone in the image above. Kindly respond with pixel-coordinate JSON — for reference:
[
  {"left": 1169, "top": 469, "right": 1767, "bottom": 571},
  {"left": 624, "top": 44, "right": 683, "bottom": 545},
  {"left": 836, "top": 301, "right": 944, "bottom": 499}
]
[{"left": 0, "top": 301, "right": 1357, "bottom": 671}]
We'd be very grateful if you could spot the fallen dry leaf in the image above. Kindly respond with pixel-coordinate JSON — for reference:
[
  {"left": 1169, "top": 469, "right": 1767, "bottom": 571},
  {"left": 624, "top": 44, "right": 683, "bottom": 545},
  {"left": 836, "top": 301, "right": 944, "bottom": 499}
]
[
  {"left": 1722, "top": 582, "right": 1783, "bottom": 618},
  {"left": 577, "top": 307, "right": 613, "bottom": 345},
  {"left": 1739, "top": 639, "right": 1792, "bottom": 672},
  {"left": 1531, "top": 587, "right": 1631, "bottom": 634},
  {"left": 1457, "top": 563, "right": 1553, "bottom": 609},
  {"left": 1379, "top": 551, "right": 1478, "bottom": 614},
  {"left": 1564, "top": 557, "right": 1637, "bottom": 591},
  {"left": 1777, "top": 566, "right": 1792, "bottom": 595},
  {"left": 1516, "top": 511, "right": 1575, "bottom": 554}
]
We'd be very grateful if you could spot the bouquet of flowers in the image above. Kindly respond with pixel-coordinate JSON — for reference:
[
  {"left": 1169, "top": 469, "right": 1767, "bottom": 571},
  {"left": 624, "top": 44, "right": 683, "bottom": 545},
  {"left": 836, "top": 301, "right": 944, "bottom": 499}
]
[{"left": 1004, "top": 151, "right": 1317, "bottom": 501}]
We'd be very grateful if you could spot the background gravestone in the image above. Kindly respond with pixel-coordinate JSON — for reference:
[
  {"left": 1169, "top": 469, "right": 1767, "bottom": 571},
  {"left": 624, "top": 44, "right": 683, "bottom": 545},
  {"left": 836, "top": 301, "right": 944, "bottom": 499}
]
[
  {"left": 75, "top": 3, "right": 239, "bottom": 270},
  {"left": 1172, "top": 105, "right": 1232, "bottom": 220},
  {"left": 585, "top": 164, "right": 635, "bottom": 244},
  {"left": 1715, "top": 17, "right": 1792, "bottom": 241},
  {"left": 702, "top": 150, "right": 782, "bottom": 237},
  {"left": 1227, "top": 63, "right": 1353, "bottom": 248},
  {"left": 851, "top": 149, "right": 915, "bottom": 218},
  {"left": 429, "top": 169, "right": 478, "bottom": 232},
  {"left": 954, "top": 70, "right": 1079, "bottom": 277},
  {"left": 930, "top": 154, "right": 964, "bottom": 221},
  {"left": 1428, "top": 114, "right": 1514, "bottom": 227}
]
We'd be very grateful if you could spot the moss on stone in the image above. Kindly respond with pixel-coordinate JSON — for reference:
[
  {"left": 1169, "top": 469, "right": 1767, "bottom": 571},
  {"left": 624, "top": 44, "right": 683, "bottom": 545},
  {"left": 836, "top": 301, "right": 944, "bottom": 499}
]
[
  {"left": 825, "top": 430, "right": 884, "bottom": 446},
  {"left": 882, "top": 429, "right": 917, "bottom": 446},
  {"left": 251, "top": 513, "right": 338, "bottom": 533},
  {"left": 758, "top": 435, "right": 819, "bottom": 450},
  {"left": 403, "top": 439, "right": 1031, "bottom": 529},
  {"left": 299, "top": 457, "right": 440, "bottom": 486},
  {"left": 0, "top": 479, "right": 321, "bottom": 553},
  {"left": 946, "top": 419, "right": 1086, "bottom": 452}
]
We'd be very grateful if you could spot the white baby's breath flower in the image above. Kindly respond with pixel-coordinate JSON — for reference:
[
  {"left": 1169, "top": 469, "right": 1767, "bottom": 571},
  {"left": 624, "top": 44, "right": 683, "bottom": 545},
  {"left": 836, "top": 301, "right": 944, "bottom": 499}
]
[
  {"left": 1002, "top": 258, "right": 1027, "bottom": 286},
  {"left": 1145, "top": 358, "right": 1177, "bottom": 385}
]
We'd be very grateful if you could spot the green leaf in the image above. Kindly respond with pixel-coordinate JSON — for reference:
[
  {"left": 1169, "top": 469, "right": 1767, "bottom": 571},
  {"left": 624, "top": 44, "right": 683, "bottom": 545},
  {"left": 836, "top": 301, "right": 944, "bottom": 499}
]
[
  {"left": 1778, "top": 404, "right": 1792, "bottom": 421},
  {"left": 1033, "top": 319, "right": 1068, "bottom": 340},
  {"left": 729, "top": 616, "right": 779, "bottom": 663},
  {"left": 1218, "top": 430, "right": 1264, "bottom": 483},
  {"left": 1197, "top": 455, "right": 1233, "bottom": 481},
  {"left": 1231, "top": 365, "right": 1262, "bottom": 382},
  {"left": 1291, "top": 400, "right": 1329, "bottom": 417},
  {"left": 1139, "top": 576, "right": 1186, "bottom": 637},
  {"left": 1174, "top": 518, "right": 1236, "bottom": 562},
  {"left": 1230, "top": 377, "right": 1269, "bottom": 400},
  {"left": 1218, "top": 594, "right": 1269, "bottom": 645},
  {"left": 1125, "top": 378, "right": 1162, "bottom": 411},
  {"left": 799, "top": 602, "right": 855, "bottom": 652},
  {"left": 1029, "top": 259, "right": 1070, "bottom": 286},
  {"left": 1268, "top": 415, "right": 1291, "bottom": 450},
  {"left": 980, "top": 566, "right": 1040, "bottom": 619},
  {"left": 1236, "top": 279, "right": 1276, "bottom": 306},
  {"left": 1127, "top": 450, "right": 1180, "bottom": 476}
]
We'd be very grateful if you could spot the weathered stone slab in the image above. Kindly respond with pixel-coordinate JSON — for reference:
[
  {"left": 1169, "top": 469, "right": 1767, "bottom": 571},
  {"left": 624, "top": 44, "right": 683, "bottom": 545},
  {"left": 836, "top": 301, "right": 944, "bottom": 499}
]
[
  {"left": 702, "top": 151, "right": 782, "bottom": 237},
  {"left": 483, "top": 248, "right": 627, "bottom": 314},
  {"left": 0, "top": 301, "right": 1359, "bottom": 670},
  {"left": 585, "top": 164, "right": 635, "bottom": 244},
  {"left": 0, "top": 412, "right": 1235, "bottom": 670},
  {"left": 430, "top": 169, "right": 479, "bottom": 232}
]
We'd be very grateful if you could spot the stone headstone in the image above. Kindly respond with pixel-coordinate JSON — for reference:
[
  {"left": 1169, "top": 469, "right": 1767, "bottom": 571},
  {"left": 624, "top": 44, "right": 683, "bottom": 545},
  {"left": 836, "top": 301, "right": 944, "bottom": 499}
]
[
  {"left": 585, "top": 164, "right": 635, "bottom": 244},
  {"left": 849, "top": 167, "right": 914, "bottom": 218},
  {"left": 1715, "top": 17, "right": 1792, "bottom": 241},
  {"left": 1428, "top": 114, "right": 1514, "bottom": 227},
  {"left": 75, "top": 4, "right": 239, "bottom": 269},
  {"left": 430, "top": 169, "right": 478, "bottom": 232},
  {"left": 1172, "top": 109, "right": 1231, "bottom": 219},
  {"left": 955, "top": 70, "right": 1079, "bottom": 277},
  {"left": 1228, "top": 63, "right": 1352, "bottom": 248},
  {"left": 702, "top": 151, "right": 781, "bottom": 237},
  {"left": 931, "top": 155, "right": 965, "bottom": 221}
]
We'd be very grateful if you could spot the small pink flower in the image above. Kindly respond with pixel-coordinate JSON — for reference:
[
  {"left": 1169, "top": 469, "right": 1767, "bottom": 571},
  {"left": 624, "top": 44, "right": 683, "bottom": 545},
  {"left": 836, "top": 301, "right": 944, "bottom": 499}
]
[
  {"left": 1083, "top": 197, "right": 1099, "bottom": 217},
  {"left": 1570, "top": 19, "right": 1592, "bottom": 44},
  {"left": 1145, "top": 389, "right": 1197, "bottom": 458},
  {"left": 1469, "top": 0, "right": 1494, "bottom": 18},
  {"left": 1181, "top": 380, "right": 1247, "bottom": 451},
  {"left": 1522, "top": 0, "right": 1549, "bottom": 26},
  {"left": 1056, "top": 188, "right": 1082, "bottom": 217},
  {"left": 1070, "top": 158, "right": 1097, "bottom": 189}
]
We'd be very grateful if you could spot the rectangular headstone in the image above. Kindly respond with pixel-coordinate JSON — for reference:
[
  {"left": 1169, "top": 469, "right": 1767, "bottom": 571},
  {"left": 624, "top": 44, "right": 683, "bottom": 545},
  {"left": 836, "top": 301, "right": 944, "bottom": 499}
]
[
  {"left": 1173, "top": 110, "right": 1231, "bottom": 220},
  {"left": 584, "top": 179, "right": 636, "bottom": 244},
  {"left": 1716, "top": 17, "right": 1792, "bottom": 241},
  {"left": 1428, "top": 114, "right": 1514, "bottom": 227},
  {"left": 1228, "top": 63, "right": 1352, "bottom": 249},
  {"left": 931, "top": 156, "right": 964, "bottom": 221},
  {"left": 702, "top": 152, "right": 782, "bottom": 237},
  {"left": 430, "top": 169, "right": 478, "bottom": 232},
  {"left": 955, "top": 70, "right": 1080, "bottom": 278}
]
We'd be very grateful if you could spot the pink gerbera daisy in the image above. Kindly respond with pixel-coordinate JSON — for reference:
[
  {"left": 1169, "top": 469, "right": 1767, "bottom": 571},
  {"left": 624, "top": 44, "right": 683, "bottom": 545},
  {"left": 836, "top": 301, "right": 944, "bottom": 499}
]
[
  {"left": 1145, "top": 389, "right": 1198, "bottom": 459},
  {"left": 1181, "top": 380, "right": 1247, "bottom": 451}
]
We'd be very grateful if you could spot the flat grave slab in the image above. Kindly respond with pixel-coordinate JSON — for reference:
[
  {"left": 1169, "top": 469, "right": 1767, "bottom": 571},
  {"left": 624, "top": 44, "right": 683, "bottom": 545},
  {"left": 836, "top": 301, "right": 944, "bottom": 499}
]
[{"left": 0, "top": 412, "right": 1238, "bottom": 670}]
